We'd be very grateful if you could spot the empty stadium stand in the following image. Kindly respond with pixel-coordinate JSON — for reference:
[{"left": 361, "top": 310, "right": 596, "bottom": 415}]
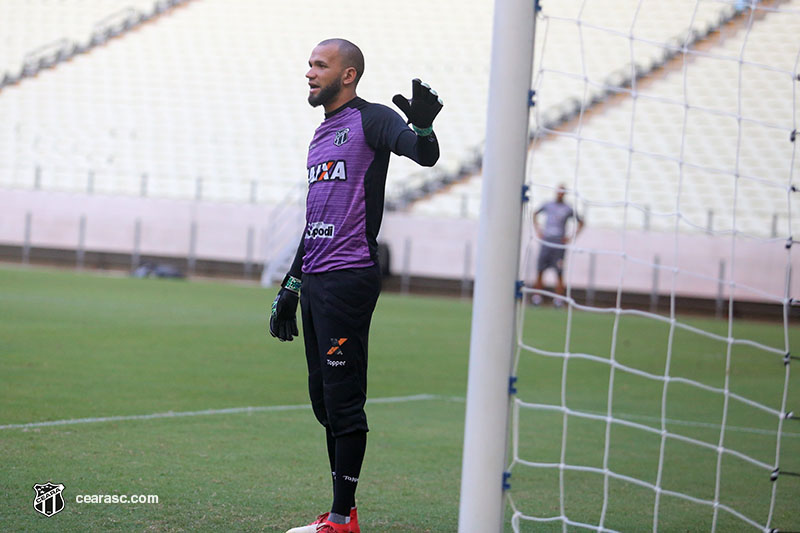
[
  {"left": 4, "top": 0, "right": 793, "bottom": 241},
  {"left": 0, "top": 0, "right": 493, "bottom": 204},
  {"left": 0, "top": 0, "right": 191, "bottom": 88},
  {"left": 410, "top": 0, "right": 799, "bottom": 240}
]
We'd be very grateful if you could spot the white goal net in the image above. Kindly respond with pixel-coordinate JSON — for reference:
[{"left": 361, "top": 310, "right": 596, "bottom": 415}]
[{"left": 508, "top": 0, "right": 799, "bottom": 531}]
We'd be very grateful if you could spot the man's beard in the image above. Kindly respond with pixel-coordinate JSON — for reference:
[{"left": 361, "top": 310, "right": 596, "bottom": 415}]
[{"left": 308, "top": 77, "right": 342, "bottom": 108}]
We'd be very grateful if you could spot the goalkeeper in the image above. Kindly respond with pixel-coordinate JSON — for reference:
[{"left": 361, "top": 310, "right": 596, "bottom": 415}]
[{"left": 269, "top": 38, "right": 442, "bottom": 533}]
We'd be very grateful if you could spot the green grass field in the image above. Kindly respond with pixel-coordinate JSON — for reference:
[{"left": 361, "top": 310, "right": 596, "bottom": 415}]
[{"left": 0, "top": 265, "right": 797, "bottom": 532}]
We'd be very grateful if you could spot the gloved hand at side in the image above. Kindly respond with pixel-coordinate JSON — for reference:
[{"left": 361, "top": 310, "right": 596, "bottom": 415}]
[{"left": 269, "top": 274, "right": 301, "bottom": 342}]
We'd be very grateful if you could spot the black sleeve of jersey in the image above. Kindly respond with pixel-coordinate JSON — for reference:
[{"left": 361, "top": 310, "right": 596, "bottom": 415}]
[
  {"left": 362, "top": 103, "right": 439, "bottom": 167},
  {"left": 394, "top": 129, "right": 439, "bottom": 167},
  {"left": 288, "top": 237, "right": 304, "bottom": 279}
]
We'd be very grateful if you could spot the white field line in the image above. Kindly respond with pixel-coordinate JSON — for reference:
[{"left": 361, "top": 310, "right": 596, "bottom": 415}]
[
  {"left": 0, "top": 393, "right": 452, "bottom": 431},
  {"left": 2, "top": 394, "right": 797, "bottom": 439}
]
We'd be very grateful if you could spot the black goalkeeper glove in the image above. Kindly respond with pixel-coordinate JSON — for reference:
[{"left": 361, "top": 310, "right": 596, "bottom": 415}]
[
  {"left": 392, "top": 78, "right": 444, "bottom": 136},
  {"left": 269, "top": 274, "right": 301, "bottom": 342}
]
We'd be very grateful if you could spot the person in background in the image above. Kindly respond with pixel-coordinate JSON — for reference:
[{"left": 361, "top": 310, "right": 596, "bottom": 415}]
[{"left": 531, "top": 184, "right": 584, "bottom": 306}]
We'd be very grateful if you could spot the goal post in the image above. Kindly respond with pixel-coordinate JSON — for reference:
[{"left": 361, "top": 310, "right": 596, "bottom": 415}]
[
  {"left": 457, "top": 0, "right": 537, "bottom": 531},
  {"left": 459, "top": 0, "right": 798, "bottom": 531}
]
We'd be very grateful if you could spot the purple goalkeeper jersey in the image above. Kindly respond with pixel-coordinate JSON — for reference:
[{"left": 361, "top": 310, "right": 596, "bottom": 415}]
[{"left": 302, "top": 97, "right": 413, "bottom": 273}]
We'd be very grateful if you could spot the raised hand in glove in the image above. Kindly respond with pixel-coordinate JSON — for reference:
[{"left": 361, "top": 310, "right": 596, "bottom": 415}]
[
  {"left": 392, "top": 78, "right": 443, "bottom": 136},
  {"left": 269, "top": 274, "right": 301, "bottom": 342}
]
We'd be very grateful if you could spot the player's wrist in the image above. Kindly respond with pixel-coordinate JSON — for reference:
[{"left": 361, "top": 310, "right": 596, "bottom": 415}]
[
  {"left": 281, "top": 274, "right": 302, "bottom": 295},
  {"left": 412, "top": 124, "right": 434, "bottom": 137}
]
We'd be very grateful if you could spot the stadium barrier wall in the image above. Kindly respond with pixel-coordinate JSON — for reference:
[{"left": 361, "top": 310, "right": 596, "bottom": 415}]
[{"left": 1, "top": 188, "right": 796, "bottom": 307}]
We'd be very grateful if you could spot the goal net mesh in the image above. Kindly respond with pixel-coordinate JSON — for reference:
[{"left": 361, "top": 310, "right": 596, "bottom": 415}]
[{"left": 509, "top": 0, "right": 799, "bottom": 531}]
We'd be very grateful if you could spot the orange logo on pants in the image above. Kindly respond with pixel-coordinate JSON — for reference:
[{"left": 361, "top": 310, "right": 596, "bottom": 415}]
[{"left": 327, "top": 338, "right": 348, "bottom": 356}]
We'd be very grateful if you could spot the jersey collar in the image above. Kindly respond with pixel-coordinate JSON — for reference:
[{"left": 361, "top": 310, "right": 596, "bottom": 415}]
[{"left": 324, "top": 96, "right": 364, "bottom": 120}]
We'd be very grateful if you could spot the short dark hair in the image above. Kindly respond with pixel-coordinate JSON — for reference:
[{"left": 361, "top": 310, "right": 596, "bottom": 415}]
[{"left": 318, "top": 38, "right": 365, "bottom": 84}]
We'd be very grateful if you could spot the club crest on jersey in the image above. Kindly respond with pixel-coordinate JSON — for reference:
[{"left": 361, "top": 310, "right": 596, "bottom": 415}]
[
  {"left": 308, "top": 160, "right": 347, "bottom": 184},
  {"left": 333, "top": 127, "right": 350, "bottom": 146}
]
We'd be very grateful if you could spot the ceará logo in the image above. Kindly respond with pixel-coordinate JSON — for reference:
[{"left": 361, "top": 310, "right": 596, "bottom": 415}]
[{"left": 306, "top": 222, "right": 335, "bottom": 239}]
